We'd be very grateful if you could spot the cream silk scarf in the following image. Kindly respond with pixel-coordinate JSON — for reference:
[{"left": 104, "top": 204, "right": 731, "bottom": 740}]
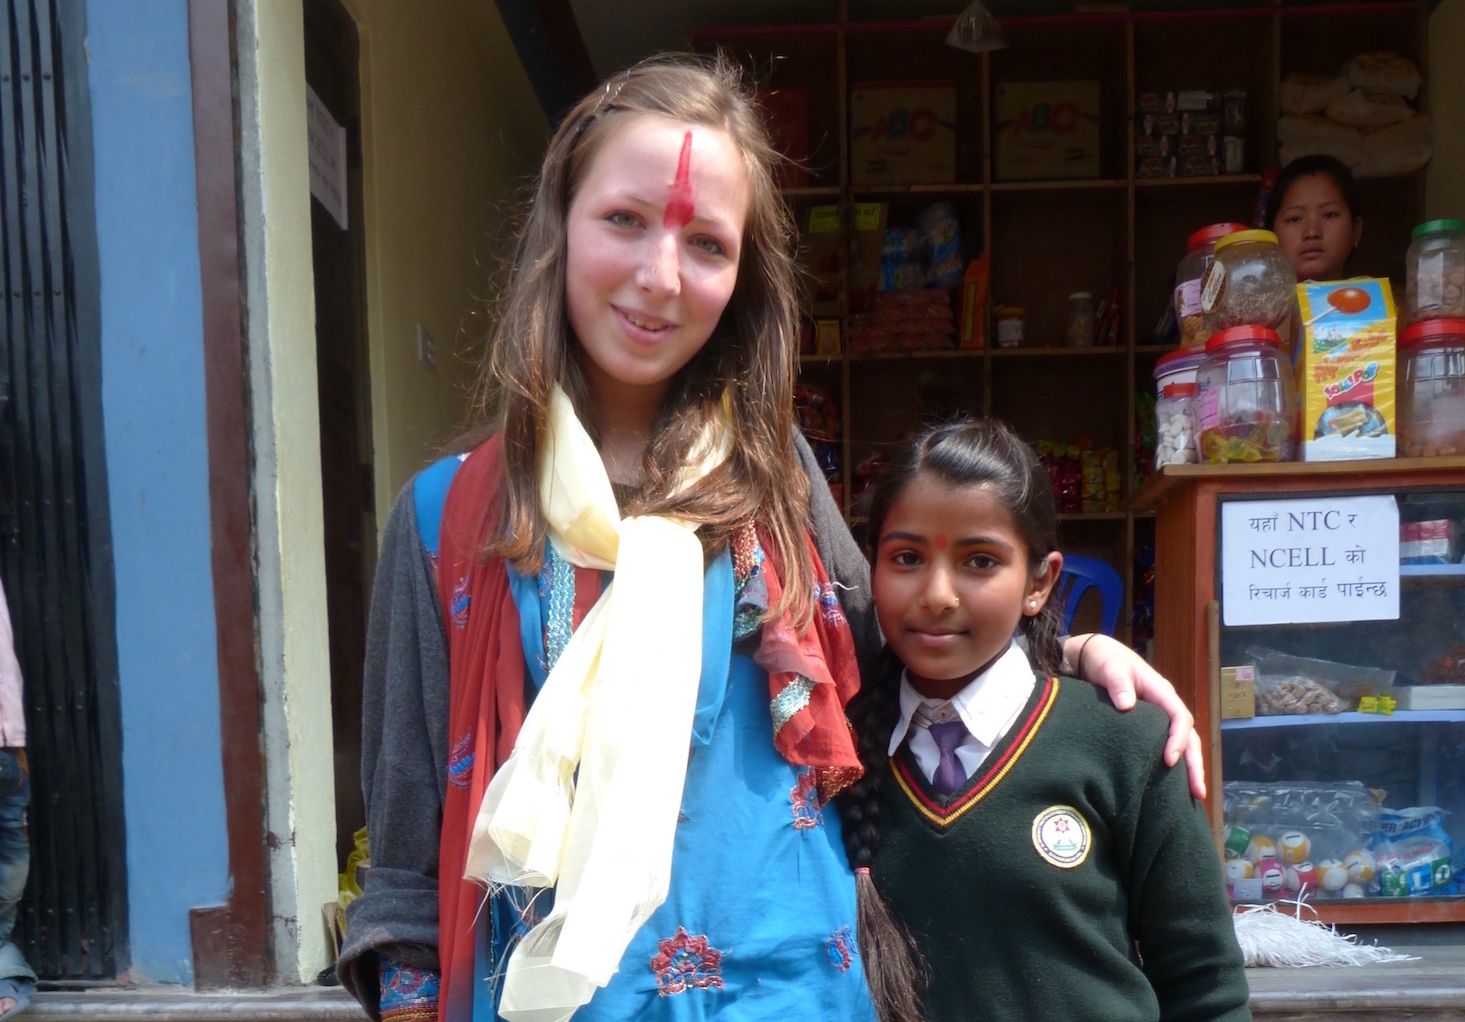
[{"left": 464, "top": 385, "right": 733, "bottom": 1022}]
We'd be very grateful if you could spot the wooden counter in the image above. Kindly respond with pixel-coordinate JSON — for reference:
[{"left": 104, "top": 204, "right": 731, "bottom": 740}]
[{"left": 1131, "top": 458, "right": 1465, "bottom": 927}]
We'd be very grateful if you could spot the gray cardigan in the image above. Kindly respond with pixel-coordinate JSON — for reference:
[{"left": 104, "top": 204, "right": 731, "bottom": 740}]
[{"left": 337, "top": 434, "right": 878, "bottom": 1016}]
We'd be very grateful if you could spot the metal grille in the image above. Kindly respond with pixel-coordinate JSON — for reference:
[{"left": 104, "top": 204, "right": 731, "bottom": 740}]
[{"left": 0, "top": 0, "right": 127, "bottom": 981}]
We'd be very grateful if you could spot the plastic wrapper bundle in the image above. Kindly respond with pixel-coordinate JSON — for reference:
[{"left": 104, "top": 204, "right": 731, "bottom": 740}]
[
  {"left": 1373, "top": 806, "right": 1456, "bottom": 897},
  {"left": 880, "top": 228, "right": 926, "bottom": 292},
  {"left": 847, "top": 289, "right": 955, "bottom": 352},
  {"left": 919, "top": 202, "right": 965, "bottom": 288},
  {"left": 1278, "top": 72, "right": 1350, "bottom": 116},
  {"left": 1275, "top": 52, "right": 1431, "bottom": 178},
  {"left": 1247, "top": 647, "right": 1396, "bottom": 714},
  {"left": 1222, "top": 780, "right": 1378, "bottom": 901}
]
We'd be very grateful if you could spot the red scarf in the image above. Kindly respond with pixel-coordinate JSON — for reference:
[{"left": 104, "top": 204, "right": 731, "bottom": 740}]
[{"left": 434, "top": 437, "right": 862, "bottom": 1019}]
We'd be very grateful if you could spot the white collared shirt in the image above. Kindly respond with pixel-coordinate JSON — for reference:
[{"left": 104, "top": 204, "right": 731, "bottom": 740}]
[{"left": 887, "top": 640, "right": 1036, "bottom": 785}]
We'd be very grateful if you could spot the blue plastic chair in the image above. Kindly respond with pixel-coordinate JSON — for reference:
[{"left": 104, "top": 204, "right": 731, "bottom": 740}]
[{"left": 1055, "top": 553, "right": 1124, "bottom": 637}]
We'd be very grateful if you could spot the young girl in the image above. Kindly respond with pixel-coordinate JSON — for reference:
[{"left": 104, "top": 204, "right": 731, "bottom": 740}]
[
  {"left": 337, "top": 56, "right": 1204, "bottom": 1022},
  {"left": 1266, "top": 154, "right": 1363, "bottom": 282},
  {"left": 844, "top": 419, "right": 1251, "bottom": 1022}
]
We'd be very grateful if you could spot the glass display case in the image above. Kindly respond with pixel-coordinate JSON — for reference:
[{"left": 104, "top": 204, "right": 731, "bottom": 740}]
[{"left": 1133, "top": 458, "right": 1465, "bottom": 925}]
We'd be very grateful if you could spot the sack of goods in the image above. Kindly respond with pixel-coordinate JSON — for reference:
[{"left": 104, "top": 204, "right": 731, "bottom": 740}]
[{"left": 1277, "top": 51, "right": 1432, "bottom": 178}]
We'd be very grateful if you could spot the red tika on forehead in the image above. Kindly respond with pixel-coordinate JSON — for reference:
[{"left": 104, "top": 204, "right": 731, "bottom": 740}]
[
  {"left": 934, "top": 535, "right": 949, "bottom": 551},
  {"left": 663, "top": 131, "right": 696, "bottom": 230}
]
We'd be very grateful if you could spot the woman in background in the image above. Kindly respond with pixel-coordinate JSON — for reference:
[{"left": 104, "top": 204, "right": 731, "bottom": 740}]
[{"left": 1266, "top": 154, "right": 1363, "bottom": 282}]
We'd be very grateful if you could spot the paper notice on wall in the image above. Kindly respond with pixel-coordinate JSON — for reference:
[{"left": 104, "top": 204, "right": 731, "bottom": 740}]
[
  {"left": 307, "top": 85, "right": 348, "bottom": 230},
  {"left": 1220, "top": 494, "right": 1400, "bottom": 626}
]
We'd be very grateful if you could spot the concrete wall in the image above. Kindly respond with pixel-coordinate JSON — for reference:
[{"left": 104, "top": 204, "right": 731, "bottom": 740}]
[
  {"left": 85, "top": 0, "right": 228, "bottom": 985},
  {"left": 1426, "top": 0, "right": 1465, "bottom": 219},
  {"left": 234, "top": 0, "right": 340, "bottom": 985},
  {"left": 344, "top": 0, "right": 548, "bottom": 517}
]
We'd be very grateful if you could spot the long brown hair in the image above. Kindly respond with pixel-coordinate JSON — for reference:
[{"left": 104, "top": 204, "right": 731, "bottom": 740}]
[{"left": 468, "top": 54, "right": 815, "bottom": 623}]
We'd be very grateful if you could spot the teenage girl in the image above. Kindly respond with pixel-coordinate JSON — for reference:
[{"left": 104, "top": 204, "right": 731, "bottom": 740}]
[
  {"left": 843, "top": 419, "right": 1251, "bottom": 1022},
  {"left": 1266, "top": 154, "right": 1363, "bottom": 282},
  {"left": 337, "top": 56, "right": 1205, "bottom": 1022}
]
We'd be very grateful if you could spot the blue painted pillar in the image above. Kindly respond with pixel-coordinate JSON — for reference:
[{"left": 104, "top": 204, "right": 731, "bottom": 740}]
[{"left": 85, "top": 0, "right": 230, "bottom": 985}]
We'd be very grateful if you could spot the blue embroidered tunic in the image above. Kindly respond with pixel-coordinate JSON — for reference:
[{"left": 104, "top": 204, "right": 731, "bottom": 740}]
[
  {"left": 337, "top": 437, "right": 884, "bottom": 1022},
  {"left": 473, "top": 543, "right": 875, "bottom": 1020}
]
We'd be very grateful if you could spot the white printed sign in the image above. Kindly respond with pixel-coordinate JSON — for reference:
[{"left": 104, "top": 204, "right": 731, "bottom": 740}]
[
  {"left": 307, "top": 85, "right": 348, "bottom": 230},
  {"left": 1220, "top": 494, "right": 1399, "bottom": 626}
]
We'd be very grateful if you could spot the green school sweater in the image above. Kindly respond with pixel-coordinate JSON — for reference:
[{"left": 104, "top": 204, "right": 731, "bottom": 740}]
[{"left": 874, "top": 675, "right": 1251, "bottom": 1022}]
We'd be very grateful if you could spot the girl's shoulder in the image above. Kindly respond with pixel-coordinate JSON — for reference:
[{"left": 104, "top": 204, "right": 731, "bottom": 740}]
[{"left": 1051, "top": 674, "right": 1169, "bottom": 750}]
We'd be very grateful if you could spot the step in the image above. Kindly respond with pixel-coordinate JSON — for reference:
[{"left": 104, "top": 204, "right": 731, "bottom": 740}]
[{"left": 28, "top": 946, "right": 1465, "bottom": 1021}]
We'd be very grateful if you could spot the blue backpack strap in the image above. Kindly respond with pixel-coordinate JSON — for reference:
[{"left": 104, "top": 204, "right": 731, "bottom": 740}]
[{"left": 412, "top": 453, "right": 468, "bottom": 560}]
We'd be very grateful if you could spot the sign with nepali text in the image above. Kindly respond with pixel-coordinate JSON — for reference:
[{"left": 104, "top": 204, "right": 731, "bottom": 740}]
[{"left": 1220, "top": 495, "right": 1399, "bottom": 626}]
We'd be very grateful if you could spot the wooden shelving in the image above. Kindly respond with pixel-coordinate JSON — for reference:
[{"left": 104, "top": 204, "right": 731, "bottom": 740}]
[{"left": 696, "top": 2, "right": 1429, "bottom": 645}]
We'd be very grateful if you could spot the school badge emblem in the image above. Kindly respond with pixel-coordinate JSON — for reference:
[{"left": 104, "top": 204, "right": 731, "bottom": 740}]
[{"left": 1031, "top": 805, "right": 1091, "bottom": 868}]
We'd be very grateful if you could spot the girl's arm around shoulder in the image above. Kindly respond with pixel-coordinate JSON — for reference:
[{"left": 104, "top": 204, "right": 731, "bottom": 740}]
[
  {"left": 1114, "top": 722, "right": 1252, "bottom": 1022},
  {"left": 337, "top": 474, "right": 455, "bottom": 1016},
  {"left": 1066, "top": 633, "right": 1205, "bottom": 800}
]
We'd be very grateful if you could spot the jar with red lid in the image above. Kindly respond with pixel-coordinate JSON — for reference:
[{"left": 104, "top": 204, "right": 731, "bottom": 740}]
[
  {"left": 1153, "top": 348, "right": 1207, "bottom": 394},
  {"left": 1174, "top": 222, "right": 1248, "bottom": 348},
  {"left": 1399, "top": 318, "right": 1465, "bottom": 456},
  {"left": 1155, "top": 382, "right": 1199, "bottom": 467},
  {"left": 1196, "top": 325, "right": 1297, "bottom": 463}
]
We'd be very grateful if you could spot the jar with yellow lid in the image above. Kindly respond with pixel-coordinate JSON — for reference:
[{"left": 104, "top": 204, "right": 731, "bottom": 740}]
[{"left": 1200, "top": 229, "right": 1297, "bottom": 336}]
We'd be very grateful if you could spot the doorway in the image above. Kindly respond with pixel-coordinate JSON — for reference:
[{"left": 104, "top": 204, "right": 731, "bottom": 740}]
[{"left": 303, "top": 0, "right": 374, "bottom": 864}]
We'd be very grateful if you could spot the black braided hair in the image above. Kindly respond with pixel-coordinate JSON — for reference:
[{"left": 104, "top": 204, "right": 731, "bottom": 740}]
[
  {"left": 837, "top": 416, "right": 1069, "bottom": 1021},
  {"left": 837, "top": 648, "right": 927, "bottom": 1022}
]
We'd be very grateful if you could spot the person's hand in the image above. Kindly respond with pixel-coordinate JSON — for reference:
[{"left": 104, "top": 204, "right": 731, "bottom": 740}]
[{"left": 1069, "top": 633, "right": 1206, "bottom": 799}]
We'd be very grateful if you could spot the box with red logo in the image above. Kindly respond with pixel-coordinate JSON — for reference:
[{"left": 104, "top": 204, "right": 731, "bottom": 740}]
[
  {"left": 850, "top": 82, "right": 957, "bottom": 186},
  {"left": 1294, "top": 279, "right": 1398, "bottom": 462},
  {"left": 994, "top": 80, "right": 1100, "bottom": 180}
]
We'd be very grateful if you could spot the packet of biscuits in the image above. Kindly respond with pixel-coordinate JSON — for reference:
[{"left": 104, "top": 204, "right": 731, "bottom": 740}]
[{"left": 1294, "top": 278, "right": 1397, "bottom": 461}]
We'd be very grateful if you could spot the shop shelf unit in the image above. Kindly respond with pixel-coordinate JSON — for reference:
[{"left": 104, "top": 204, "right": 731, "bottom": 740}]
[
  {"left": 691, "top": 1, "right": 1429, "bottom": 647},
  {"left": 1132, "top": 457, "right": 1465, "bottom": 927}
]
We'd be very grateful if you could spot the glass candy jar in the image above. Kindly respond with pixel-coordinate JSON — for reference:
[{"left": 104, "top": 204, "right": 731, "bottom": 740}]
[
  {"left": 1155, "top": 381, "right": 1199, "bottom": 467},
  {"left": 1405, "top": 219, "right": 1465, "bottom": 324},
  {"left": 1197, "top": 325, "right": 1297, "bottom": 463},
  {"left": 1154, "top": 348, "right": 1206, "bottom": 393},
  {"left": 1200, "top": 229, "right": 1297, "bottom": 336},
  {"left": 1175, "top": 222, "right": 1248, "bottom": 348},
  {"left": 1399, "top": 318, "right": 1465, "bottom": 457},
  {"left": 1065, "top": 291, "right": 1095, "bottom": 347}
]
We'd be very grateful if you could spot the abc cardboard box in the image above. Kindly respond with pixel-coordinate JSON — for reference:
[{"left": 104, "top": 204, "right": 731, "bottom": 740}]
[
  {"left": 1294, "top": 279, "right": 1397, "bottom": 461},
  {"left": 850, "top": 82, "right": 957, "bottom": 186},
  {"left": 994, "top": 80, "right": 1101, "bottom": 180}
]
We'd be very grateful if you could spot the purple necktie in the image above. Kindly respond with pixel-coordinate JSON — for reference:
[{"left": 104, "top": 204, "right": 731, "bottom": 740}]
[{"left": 928, "top": 719, "right": 968, "bottom": 796}]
